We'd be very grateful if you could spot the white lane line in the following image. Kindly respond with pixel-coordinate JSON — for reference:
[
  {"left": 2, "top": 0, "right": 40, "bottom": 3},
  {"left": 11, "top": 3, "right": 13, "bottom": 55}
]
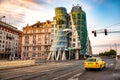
[
  {"left": 109, "top": 63, "right": 114, "bottom": 66},
  {"left": 106, "top": 63, "right": 114, "bottom": 67},
  {"left": 52, "top": 65, "right": 83, "bottom": 80},
  {"left": 67, "top": 73, "right": 82, "bottom": 80}
]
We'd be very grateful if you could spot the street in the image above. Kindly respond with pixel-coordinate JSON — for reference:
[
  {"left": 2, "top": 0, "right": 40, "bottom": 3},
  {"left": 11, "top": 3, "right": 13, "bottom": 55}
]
[{"left": 0, "top": 57, "right": 118, "bottom": 80}]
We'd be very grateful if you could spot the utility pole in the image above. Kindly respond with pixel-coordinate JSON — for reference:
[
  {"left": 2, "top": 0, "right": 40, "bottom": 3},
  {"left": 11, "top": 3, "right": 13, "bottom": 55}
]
[{"left": 115, "top": 43, "right": 118, "bottom": 61}]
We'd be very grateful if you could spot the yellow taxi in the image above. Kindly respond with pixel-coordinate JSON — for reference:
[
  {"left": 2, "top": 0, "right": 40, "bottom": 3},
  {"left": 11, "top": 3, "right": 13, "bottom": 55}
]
[{"left": 84, "top": 57, "right": 106, "bottom": 70}]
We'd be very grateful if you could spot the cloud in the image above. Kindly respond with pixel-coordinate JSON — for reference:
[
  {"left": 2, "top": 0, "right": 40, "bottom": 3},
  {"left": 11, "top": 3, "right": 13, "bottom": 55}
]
[
  {"left": 0, "top": 0, "right": 49, "bottom": 30},
  {"left": 92, "top": 0, "right": 105, "bottom": 4},
  {"left": 0, "top": 0, "right": 27, "bottom": 28}
]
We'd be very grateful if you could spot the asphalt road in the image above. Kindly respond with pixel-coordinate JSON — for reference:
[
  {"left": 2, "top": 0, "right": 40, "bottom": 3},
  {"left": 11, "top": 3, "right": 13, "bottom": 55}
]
[
  {"left": 0, "top": 58, "right": 117, "bottom": 80},
  {"left": 77, "top": 58, "right": 116, "bottom": 80}
]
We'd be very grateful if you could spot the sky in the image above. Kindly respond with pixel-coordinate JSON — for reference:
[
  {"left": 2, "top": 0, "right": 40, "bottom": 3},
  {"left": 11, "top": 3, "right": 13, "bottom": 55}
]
[{"left": 0, "top": 0, "right": 120, "bottom": 54}]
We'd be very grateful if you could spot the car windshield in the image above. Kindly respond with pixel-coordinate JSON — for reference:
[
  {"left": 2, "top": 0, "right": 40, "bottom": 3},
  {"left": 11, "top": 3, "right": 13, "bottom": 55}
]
[{"left": 86, "top": 58, "right": 96, "bottom": 62}]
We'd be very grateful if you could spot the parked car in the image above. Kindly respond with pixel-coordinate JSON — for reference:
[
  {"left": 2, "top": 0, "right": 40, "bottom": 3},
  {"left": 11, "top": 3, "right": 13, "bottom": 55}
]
[{"left": 84, "top": 57, "right": 106, "bottom": 71}]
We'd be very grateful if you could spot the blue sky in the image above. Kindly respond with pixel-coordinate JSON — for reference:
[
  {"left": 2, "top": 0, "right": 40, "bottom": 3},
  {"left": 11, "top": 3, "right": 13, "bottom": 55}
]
[{"left": 0, "top": 0, "right": 120, "bottom": 54}]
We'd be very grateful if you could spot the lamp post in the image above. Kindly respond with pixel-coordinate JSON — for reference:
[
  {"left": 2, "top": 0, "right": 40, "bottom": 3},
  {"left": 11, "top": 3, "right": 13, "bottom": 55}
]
[
  {"left": 45, "top": 48, "right": 48, "bottom": 63},
  {"left": 0, "top": 16, "right": 5, "bottom": 21},
  {"left": 115, "top": 44, "right": 118, "bottom": 61}
]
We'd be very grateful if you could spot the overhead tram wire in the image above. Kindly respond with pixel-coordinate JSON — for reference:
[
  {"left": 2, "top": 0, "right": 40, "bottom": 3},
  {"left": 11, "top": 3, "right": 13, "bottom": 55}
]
[
  {"left": 96, "top": 22, "right": 120, "bottom": 31},
  {"left": 91, "top": 22, "right": 120, "bottom": 36}
]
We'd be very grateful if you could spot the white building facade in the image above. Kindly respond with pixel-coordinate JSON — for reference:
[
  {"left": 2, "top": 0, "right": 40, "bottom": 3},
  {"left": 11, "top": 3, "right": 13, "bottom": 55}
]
[{"left": 0, "top": 21, "right": 20, "bottom": 60}]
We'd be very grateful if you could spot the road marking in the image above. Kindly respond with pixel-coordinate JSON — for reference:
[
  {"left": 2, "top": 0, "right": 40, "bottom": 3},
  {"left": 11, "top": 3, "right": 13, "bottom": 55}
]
[
  {"left": 106, "top": 63, "right": 114, "bottom": 67},
  {"left": 67, "top": 73, "right": 82, "bottom": 80},
  {"left": 52, "top": 70, "right": 82, "bottom": 80},
  {"left": 109, "top": 63, "right": 114, "bottom": 66},
  {"left": 113, "top": 73, "right": 120, "bottom": 77}
]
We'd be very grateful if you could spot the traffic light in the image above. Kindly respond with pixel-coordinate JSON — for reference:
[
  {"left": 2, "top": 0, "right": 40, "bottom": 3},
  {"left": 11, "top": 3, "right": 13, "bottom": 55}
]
[
  {"left": 104, "top": 29, "right": 107, "bottom": 35},
  {"left": 92, "top": 30, "right": 97, "bottom": 37},
  {"left": 94, "top": 31, "right": 97, "bottom": 37}
]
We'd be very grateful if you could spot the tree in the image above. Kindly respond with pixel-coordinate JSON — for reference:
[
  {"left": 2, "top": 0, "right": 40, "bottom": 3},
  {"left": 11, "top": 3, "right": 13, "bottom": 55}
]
[{"left": 99, "top": 49, "right": 116, "bottom": 56}]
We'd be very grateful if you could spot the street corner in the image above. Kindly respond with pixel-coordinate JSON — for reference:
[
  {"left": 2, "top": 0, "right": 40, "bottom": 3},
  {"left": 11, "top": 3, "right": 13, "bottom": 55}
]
[
  {"left": 113, "top": 59, "right": 120, "bottom": 80},
  {"left": 115, "top": 59, "right": 120, "bottom": 71}
]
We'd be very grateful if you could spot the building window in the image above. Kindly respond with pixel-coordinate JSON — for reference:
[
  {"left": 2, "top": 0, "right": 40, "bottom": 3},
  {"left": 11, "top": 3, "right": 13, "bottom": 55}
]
[
  {"left": 0, "top": 31, "right": 2, "bottom": 34},
  {"left": 69, "top": 43, "right": 71, "bottom": 47},
  {"left": 38, "top": 29, "right": 41, "bottom": 33},
  {"left": 69, "top": 38, "right": 72, "bottom": 41},
  {"left": 73, "top": 43, "right": 75, "bottom": 47},
  {"left": 72, "top": 14, "right": 76, "bottom": 19},
  {"left": 33, "top": 47, "right": 36, "bottom": 51},
  {"left": 0, "top": 36, "right": 2, "bottom": 39},
  {"left": 2, "top": 45, "right": 4, "bottom": 48},
  {"left": 74, "top": 21, "right": 76, "bottom": 25},
  {"left": 73, "top": 38, "right": 76, "bottom": 42},
  {"left": 51, "top": 25, "right": 54, "bottom": 28},
  {"left": 33, "top": 40, "right": 36, "bottom": 44},
  {"left": 32, "top": 53, "right": 35, "bottom": 57},
  {"left": 27, "top": 47, "right": 29, "bottom": 50},
  {"left": 82, "top": 14, "right": 86, "bottom": 21},
  {"left": 38, "top": 38, "right": 41, "bottom": 41},
  {"left": 33, "top": 30, "right": 36, "bottom": 33},
  {"left": 78, "top": 13, "right": 81, "bottom": 19},
  {"left": 45, "top": 28, "right": 48, "bottom": 32},
  {"left": 33, "top": 35, "right": 36, "bottom": 39},
  {"left": 77, "top": 26, "right": 80, "bottom": 30},
  {"left": 77, "top": 20, "right": 81, "bottom": 25},
  {"left": 38, "top": 46, "right": 41, "bottom": 50},
  {"left": 51, "top": 29, "right": 54, "bottom": 33},
  {"left": 25, "top": 36, "right": 29, "bottom": 39}
]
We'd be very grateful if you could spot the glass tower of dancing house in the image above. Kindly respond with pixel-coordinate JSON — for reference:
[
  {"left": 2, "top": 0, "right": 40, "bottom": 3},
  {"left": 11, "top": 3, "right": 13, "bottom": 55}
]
[{"left": 48, "top": 5, "right": 91, "bottom": 60}]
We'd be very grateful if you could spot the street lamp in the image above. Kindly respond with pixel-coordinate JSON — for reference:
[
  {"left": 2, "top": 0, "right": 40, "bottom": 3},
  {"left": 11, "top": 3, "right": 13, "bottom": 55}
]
[
  {"left": 0, "top": 16, "right": 5, "bottom": 21},
  {"left": 45, "top": 48, "right": 48, "bottom": 63},
  {"left": 115, "top": 44, "right": 118, "bottom": 61}
]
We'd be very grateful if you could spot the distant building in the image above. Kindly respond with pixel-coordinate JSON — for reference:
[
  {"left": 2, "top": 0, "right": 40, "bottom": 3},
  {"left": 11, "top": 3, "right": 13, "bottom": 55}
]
[
  {"left": 0, "top": 20, "right": 22, "bottom": 60},
  {"left": 22, "top": 21, "right": 51, "bottom": 60},
  {"left": 86, "top": 37, "right": 92, "bottom": 55}
]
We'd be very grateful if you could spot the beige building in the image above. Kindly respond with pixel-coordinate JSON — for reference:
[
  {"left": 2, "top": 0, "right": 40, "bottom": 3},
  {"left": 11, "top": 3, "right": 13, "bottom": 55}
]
[
  {"left": 86, "top": 37, "right": 92, "bottom": 55},
  {"left": 22, "top": 21, "right": 51, "bottom": 60}
]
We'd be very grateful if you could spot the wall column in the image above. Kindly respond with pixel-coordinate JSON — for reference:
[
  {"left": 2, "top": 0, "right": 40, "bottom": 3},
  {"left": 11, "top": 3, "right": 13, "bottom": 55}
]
[{"left": 75, "top": 50, "right": 79, "bottom": 60}]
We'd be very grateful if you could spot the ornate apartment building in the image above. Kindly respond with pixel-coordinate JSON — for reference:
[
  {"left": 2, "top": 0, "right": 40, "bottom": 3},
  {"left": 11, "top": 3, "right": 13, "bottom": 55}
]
[
  {"left": 0, "top": 20, "right": 22, "bottom": 60},
  {"left": 22, "top": 21, "right": 51, "bottom": 60}
]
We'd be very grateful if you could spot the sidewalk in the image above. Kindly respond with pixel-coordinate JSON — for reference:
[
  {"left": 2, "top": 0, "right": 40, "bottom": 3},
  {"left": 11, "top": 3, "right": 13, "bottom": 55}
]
[
  {"left": 115, "top": 59, "right": 120, "bottom": 71},
  {"left": 113, "top": 59, "right": 120, "bottom": 80},
  {"left": 0, "top": 60, "right": 59, "bottom": 70}
]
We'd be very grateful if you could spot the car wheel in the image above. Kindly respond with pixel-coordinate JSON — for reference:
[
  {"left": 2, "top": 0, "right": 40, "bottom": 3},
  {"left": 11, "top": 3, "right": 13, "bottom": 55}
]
[
  {"left": 85, "top": 68, "right": 89, "bottom": 71},
  {"left": 99, "top": 65, "right": 102, "bottom": 71},
  {"left": 103, "top": 64, "right": 106, "bottom": 69}
]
